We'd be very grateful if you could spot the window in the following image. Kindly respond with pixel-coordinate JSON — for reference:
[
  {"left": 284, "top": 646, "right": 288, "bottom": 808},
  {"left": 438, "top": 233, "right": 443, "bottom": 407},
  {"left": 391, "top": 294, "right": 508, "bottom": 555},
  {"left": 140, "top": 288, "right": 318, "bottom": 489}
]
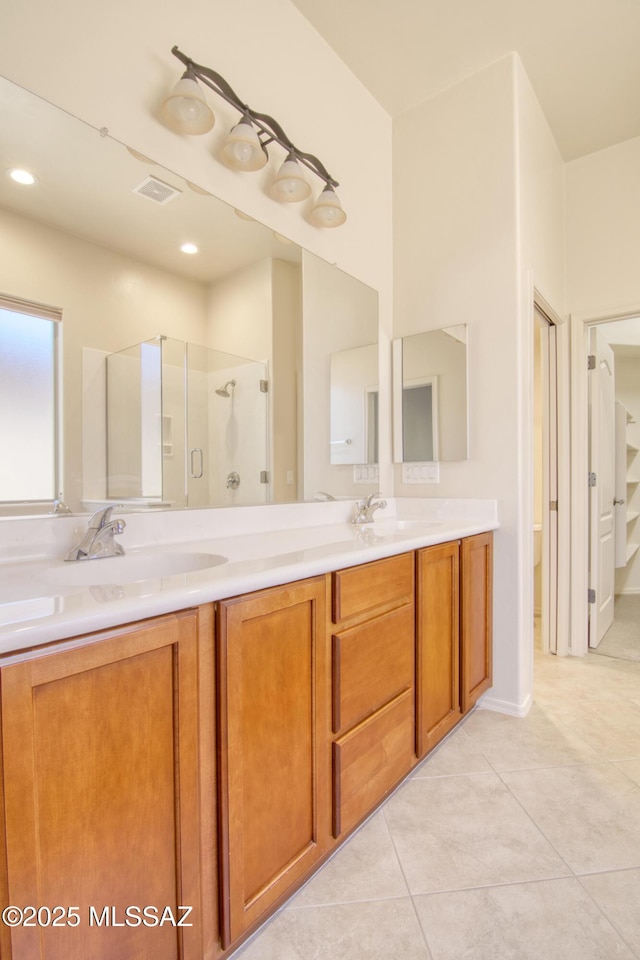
[{"left": 0, "top": 296, "right": 61, "bottom": 503}]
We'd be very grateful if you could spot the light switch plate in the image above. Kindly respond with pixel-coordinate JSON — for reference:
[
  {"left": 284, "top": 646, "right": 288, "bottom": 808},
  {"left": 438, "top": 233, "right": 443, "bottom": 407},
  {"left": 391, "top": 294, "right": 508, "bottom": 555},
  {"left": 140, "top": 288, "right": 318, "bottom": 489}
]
[
  {"left": 402, "top": 462, "right": 440, "bottom": 484},
  {"left": 353, "top": 464, "right": 379, "bottom": 484}
]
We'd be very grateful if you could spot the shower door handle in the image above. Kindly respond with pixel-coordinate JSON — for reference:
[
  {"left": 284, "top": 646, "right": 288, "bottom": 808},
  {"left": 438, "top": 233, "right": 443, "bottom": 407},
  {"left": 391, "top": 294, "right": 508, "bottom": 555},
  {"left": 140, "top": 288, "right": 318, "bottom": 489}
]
[{"left": 189, "top": 448, "right": 204, "bottom": 479}]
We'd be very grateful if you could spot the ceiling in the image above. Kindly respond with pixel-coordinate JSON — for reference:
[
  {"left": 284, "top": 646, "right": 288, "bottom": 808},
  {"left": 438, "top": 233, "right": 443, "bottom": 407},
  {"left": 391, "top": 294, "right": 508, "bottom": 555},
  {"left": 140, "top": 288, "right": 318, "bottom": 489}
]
[
  {"left": 289, "top": 0, "right": 640, "bottom": 161},
  {"left": 0, "top": 77, "right": 301, "bottom": 285}
]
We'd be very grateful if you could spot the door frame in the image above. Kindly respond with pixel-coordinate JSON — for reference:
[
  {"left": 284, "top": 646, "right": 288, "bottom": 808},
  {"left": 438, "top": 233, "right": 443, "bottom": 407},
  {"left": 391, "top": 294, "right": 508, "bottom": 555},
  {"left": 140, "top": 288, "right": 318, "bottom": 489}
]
[
  {"left": 532, "top": 290, "right": 568, "bottom": 656},
  {"left": 534, "top": 307, "right": 558, "bottom": 654},
  {"left": 570, "top": 303, "right": 640, "bottom": 656}
]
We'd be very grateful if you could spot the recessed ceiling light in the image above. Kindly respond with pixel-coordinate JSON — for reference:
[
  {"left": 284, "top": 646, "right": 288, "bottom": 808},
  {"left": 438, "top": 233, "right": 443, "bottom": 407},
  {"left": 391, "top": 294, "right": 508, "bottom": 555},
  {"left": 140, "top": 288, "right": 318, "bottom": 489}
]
[
  {"left": 181, "top": 242, "right": 199, "bottom": 255},
  {"left": 9, "top": 168, "right": 36, "bottom": 186}
]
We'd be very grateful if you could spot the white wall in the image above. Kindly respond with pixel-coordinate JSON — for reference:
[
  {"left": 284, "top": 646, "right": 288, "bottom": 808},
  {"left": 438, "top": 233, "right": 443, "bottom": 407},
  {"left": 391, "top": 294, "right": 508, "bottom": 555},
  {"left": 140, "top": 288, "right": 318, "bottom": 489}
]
[
  {"left": 205, "top": 259, "right": 274, "bottom": 363},
  {"left": 393, "top": 54, "right": 565, "bottom": 714},
  {"left": 566, "top": 136, "right": 640, "bottom": 317}
]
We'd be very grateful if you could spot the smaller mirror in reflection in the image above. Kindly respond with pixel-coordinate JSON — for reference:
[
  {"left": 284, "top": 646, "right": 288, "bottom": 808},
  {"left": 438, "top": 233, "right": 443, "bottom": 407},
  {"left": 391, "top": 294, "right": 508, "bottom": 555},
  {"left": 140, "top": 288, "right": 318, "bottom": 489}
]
[
  {"left": 394, "top": 324, "right": 468, "bottom": 462},
  {"left": 329, "top": 344, "right": 378, "bottom": 465}
]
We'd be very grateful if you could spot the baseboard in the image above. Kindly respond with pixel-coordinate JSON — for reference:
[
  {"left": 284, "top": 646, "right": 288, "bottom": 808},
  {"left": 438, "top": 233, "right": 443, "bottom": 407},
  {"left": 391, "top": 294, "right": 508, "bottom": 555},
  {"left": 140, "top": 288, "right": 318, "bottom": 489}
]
[
  {"left": 477, "top": 691, "right": 532, "bottom": 718},
  {"left": 616, "top": 588, "right": 640, "bottom": 596}
]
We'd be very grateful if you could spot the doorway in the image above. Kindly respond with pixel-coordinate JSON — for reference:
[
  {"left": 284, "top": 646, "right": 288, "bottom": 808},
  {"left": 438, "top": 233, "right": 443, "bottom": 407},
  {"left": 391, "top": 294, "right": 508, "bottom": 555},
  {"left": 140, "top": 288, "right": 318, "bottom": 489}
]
[
  {"left": 587, "top": 317, "right": 640, "bottom": 659},
  {"left": 533, "top": 304, "right": 559, "bottom": 654},
  {"left": 571, "top": 311, "right": 640, "bottom": 660}
]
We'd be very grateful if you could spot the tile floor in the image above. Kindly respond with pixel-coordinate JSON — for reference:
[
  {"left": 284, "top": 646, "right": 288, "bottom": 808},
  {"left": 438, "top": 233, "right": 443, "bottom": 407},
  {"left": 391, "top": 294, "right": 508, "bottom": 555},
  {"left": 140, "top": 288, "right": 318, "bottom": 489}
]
[
  {"left": 236, "top": 650, "right": 640, "bottom": 960},
  {"left": 593, "top": 595, "right": 640, "bottom": 662}
]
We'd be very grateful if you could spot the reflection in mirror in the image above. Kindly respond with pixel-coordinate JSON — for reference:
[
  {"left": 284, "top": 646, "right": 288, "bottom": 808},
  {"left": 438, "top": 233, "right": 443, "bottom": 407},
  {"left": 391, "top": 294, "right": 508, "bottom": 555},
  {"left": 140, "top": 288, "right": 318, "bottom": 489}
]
[
  {"left": 329, "top": 344, "right": 378, "bottom": 465},
  {"left": 393, "top": 325, "right": 468, "bottom": 462},
  {"left": 0, "top": 76, "right": 379, "bottom": 514},
  {"left": 302, "top": 252, "right": 379, "bottom": 498},
  {"left": 106, "top": 337, "right": 267, "bottom": 508},
  {"left": 0, "top": 299, "right": 58, "bottom": 503}
]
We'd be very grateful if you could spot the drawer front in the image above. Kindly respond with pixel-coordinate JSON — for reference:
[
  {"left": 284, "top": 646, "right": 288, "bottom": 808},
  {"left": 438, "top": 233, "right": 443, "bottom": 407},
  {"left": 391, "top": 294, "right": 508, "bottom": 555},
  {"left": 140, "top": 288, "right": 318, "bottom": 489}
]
[
  {"left": 332, "top": 553, "right": 414, "bottom": 624},
  {"left": 333, "top": 690, "right": 415, "bottom": 838},
  {"left": 332, "top": 604, "right": 414, "bottom": 735}
]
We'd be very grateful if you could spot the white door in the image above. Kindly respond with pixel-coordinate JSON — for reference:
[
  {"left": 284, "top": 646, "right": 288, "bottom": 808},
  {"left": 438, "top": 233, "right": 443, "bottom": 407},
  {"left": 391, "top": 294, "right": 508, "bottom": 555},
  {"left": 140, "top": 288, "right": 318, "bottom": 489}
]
[
  {"left": 588, "top": 327, "right": 616, "bottom": 646},
  {"left": 614, "top": 401, "right": 627, "bottom": 568}
]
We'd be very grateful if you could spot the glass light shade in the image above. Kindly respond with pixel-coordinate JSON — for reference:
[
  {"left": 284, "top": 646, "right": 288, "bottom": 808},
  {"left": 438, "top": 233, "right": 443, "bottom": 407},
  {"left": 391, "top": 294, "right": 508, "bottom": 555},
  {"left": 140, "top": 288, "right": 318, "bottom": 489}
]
[
  {"left": 309, "top": 185, "right": 347, "bottom": 227},
  {"left": 160, "top": 75, "right": 215, "bottom": 135},
  {"left": 221, "top": 119, "right": 268, "bottom": 171},
  {"left": 9, "top": 168, "right": 36, "bottom": 185},
  {"left": 269, "top": 156, "right": 311, "bottom": 203}
]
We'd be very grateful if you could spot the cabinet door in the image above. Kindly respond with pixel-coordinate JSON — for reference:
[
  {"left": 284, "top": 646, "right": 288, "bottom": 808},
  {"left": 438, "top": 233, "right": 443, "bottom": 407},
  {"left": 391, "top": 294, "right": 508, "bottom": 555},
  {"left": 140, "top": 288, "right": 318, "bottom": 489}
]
[
  {"left": 0, "top": 607, "right": 218, "bottom": 960},
  {"left": 416, "top": 541, "right": 461, "bottom": 758},
  {"left": 460, "top": 532, "right": 494, "bottom": 712},
  {"left": 332, "top": 604, "right": 415, "bottom": 736},
  {"left": 333, "top": 689, "right": 414, "bottom": 837},
  {"left": 217, "top": 577, "right": 330, "bottom": 946}
]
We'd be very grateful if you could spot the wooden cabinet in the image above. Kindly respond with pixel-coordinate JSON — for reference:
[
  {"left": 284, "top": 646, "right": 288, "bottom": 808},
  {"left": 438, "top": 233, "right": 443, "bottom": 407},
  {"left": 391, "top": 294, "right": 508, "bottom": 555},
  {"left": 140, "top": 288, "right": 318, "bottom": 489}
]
[
  {"left": 0, "top": 530, "right": 493, "bottom": 960},
  {"left": 416, "top": 540, "right": 461, "bottom": 758},
  {"left": 0, "top": 607, "right": 218, "bottom": 960},
  {"left": 331, "top": 554, "right": 415, "bottom": 837},
  {"left": 216, "top": 576, "right": 331, "bottom": 946},
  {"left": 416, "top": 533, "right": 494, "bottom": 755},
  {"left": 460, "top": 532, "right": 493, "bottom": 712}
]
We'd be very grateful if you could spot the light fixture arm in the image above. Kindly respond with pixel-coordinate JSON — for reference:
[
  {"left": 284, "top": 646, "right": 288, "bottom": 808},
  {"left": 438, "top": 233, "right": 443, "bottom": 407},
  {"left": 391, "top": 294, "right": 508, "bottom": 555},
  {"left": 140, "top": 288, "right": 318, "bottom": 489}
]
[{"left": 170, "top": 46, "right": 339, "bottom": 188}]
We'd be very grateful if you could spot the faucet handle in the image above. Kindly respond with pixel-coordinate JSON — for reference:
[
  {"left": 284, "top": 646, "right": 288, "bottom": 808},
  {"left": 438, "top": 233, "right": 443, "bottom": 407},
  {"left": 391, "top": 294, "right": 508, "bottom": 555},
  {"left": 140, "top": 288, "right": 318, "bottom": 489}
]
[{"left": 88, "top": 504, "right": 124, "bottom": 529}]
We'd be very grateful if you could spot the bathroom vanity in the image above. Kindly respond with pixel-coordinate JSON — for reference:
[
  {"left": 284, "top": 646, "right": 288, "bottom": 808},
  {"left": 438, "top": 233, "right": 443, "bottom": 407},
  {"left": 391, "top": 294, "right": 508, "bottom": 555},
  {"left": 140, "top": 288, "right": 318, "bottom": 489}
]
[{"left": 0, "top": 500, "right": 495, "bottom": 959}]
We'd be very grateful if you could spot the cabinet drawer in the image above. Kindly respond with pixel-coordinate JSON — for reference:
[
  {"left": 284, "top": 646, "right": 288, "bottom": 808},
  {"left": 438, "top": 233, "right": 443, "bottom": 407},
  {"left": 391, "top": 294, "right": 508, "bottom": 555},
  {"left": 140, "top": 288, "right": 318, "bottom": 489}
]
[
  {"left": 332, "top": 604, "right": 414, "bottom": 735},
  {"left": 333, "top": 689, "right": 414, "bottom": 837},
  {"left": 332, "top": 553, "right": 414, "bottom": 624}
]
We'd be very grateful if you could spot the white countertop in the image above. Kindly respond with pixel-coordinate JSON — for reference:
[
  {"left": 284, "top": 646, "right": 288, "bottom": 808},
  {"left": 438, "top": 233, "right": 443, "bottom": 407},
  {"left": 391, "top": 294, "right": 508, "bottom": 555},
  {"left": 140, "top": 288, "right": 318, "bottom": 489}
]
[{"left": 0, "top": 498, "right": 498, "bottom": 656}]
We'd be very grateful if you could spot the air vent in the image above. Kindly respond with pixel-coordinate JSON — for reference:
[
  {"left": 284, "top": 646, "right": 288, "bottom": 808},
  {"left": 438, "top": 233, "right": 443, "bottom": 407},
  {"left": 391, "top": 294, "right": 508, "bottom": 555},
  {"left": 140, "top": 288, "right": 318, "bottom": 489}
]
[{"left": 132, "top": 175, "right": 182, "bottom": 205}]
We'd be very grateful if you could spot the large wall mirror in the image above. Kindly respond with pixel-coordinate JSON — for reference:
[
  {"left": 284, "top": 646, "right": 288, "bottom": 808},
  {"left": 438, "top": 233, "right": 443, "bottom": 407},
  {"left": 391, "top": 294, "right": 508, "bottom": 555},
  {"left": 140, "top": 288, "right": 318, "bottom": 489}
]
[
  {"left": 0, "top": 76, "right": 378, "bottom": 515},
  {"left": 392, "top": 325, "right": 468, "bottom": 462}
]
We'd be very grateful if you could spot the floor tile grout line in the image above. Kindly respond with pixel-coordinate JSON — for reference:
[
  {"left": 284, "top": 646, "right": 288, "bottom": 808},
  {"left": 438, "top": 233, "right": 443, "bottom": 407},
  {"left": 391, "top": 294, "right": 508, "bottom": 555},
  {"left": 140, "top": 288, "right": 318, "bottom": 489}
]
[
  {"left": 574, "top": 873, "right": 640, "bottom": 960},
  {"left": 492, "top": 766, "right": 579, "bottom": 879},
  {"left": 379, "top": 805, "right": 435, "bottom": 960}
]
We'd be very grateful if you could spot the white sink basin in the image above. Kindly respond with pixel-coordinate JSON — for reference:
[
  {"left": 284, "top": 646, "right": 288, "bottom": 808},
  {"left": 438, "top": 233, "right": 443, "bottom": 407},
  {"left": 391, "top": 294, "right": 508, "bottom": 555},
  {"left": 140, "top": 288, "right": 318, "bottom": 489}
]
[
  {"left": 44, "top": 551, "right": 227, "bottom": 587},
  {"left": 369, "top": 519, "right": 441, "bottom": 534}
]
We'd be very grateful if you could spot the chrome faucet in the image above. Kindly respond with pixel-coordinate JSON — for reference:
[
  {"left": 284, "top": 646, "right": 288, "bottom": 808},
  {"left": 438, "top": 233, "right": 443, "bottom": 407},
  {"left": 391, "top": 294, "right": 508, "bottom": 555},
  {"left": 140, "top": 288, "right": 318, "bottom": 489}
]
[
  {"left": 65, "top": 505, "right": 126, "bottom": 561},
  {"left": 314, "top": 491, "right": 336, "bottom": 501},
  {"left": 351, "top": 493, "right": 387, "bottom": 524}
]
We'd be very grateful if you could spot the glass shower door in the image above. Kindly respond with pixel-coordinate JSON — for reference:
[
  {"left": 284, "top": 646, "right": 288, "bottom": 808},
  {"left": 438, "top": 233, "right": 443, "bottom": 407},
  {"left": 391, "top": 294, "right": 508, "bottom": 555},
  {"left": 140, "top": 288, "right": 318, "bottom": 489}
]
[{"left": 186, "top": 343, "right": 269, "bottom": 507}]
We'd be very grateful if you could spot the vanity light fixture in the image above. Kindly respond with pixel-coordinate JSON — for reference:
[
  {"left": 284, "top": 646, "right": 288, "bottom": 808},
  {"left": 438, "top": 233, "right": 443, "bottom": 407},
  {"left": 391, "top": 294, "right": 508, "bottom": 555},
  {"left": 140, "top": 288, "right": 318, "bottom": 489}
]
[
  {"left": 308, "top": 184, "right": 346, "bottom": 228},
  {"left": 160, "top": 46, "right": 346, "bottom": 227}
]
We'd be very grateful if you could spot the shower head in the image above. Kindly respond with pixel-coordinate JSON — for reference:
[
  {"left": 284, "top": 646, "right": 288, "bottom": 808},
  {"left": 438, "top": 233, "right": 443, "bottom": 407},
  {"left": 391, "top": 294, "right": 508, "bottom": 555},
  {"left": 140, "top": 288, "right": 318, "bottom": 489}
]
[{"left": 215, "top": 379, "right": 236, "bottom": 397}]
